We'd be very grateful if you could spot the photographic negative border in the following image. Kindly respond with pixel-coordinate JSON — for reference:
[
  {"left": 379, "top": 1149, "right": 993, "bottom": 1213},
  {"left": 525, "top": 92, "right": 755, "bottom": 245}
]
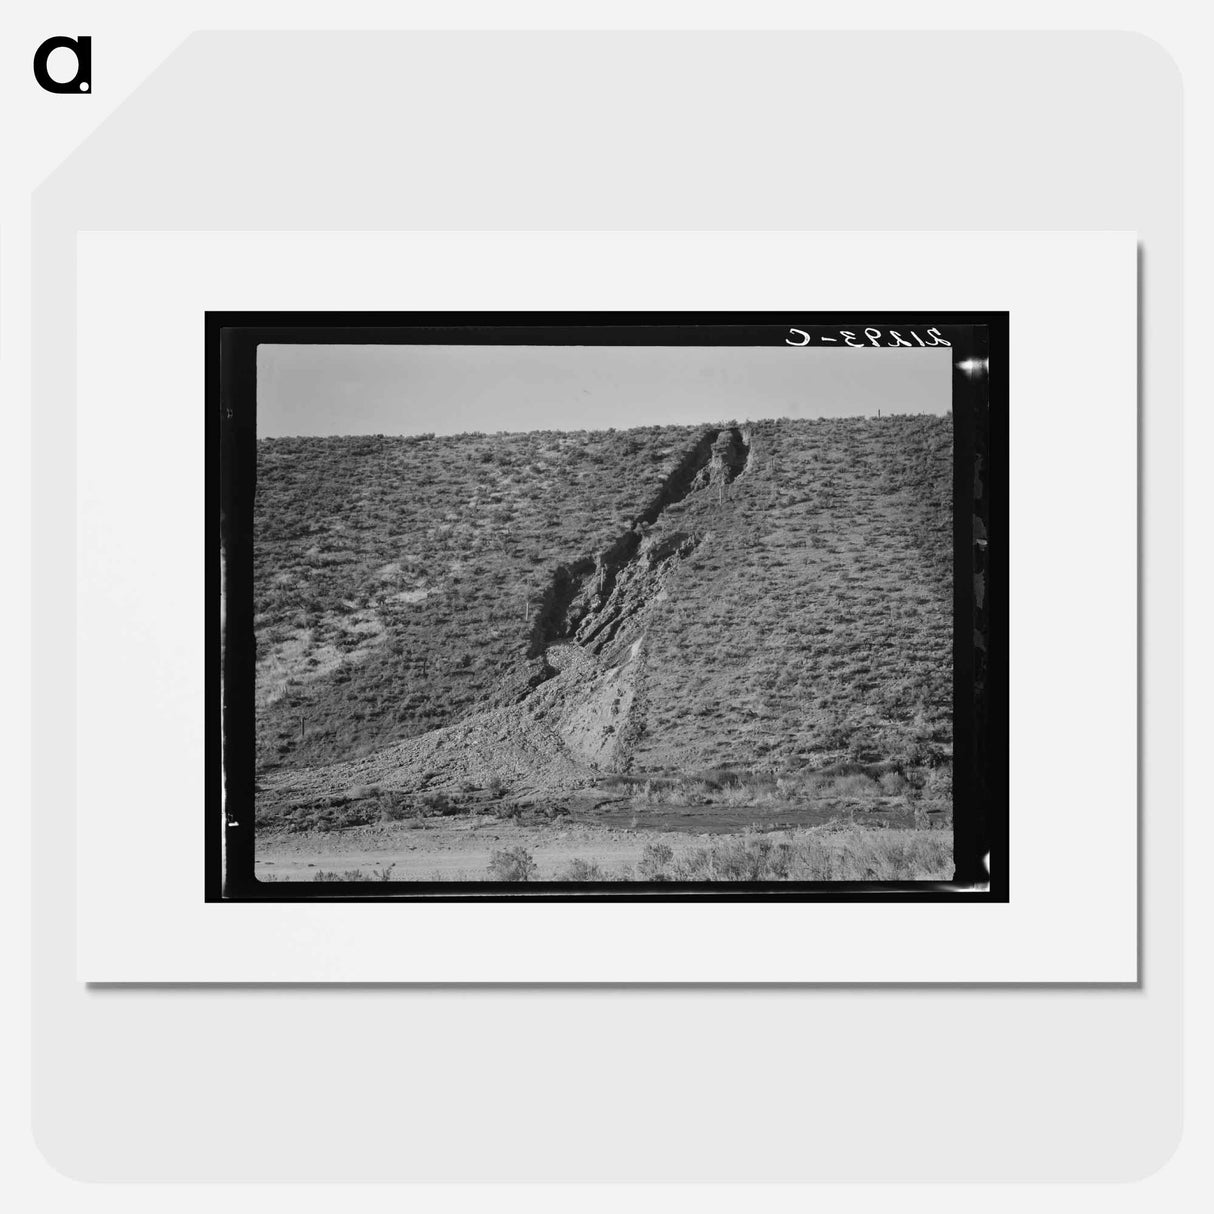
[{"left": 209, "top": 311, "right": 1007, "bottom": 903}]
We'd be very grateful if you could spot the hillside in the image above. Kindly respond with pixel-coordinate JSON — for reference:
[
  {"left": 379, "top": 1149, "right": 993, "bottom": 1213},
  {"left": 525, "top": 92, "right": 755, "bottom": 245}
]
[
  {"left": 253, "top": 415, "right": 952, "bottom": 830},
  {"left": 254, "top": 424, "right": 706, "bottom": 768}
]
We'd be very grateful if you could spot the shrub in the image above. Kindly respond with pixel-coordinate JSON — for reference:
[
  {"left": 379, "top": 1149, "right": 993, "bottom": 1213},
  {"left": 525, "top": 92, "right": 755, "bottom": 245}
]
[
  {"left": 879, "top": 770, "right": 908, "bottom": 796},
  {"left": 668, "top": 828, "right": 951, "bottom": 881},
  {"left": 710, "top": 838, "right": 772, "bottom": 880},
  {"left": 924, "top": 765, "right": 953, "bottom": 797},
  {"left": 380, "top": 798, "right": 415, "bottom": 822},
  {"left": 561, "top": 858, "right": 605, "bottom": 882},
  {"left": 487, "top": 847, "right": 538, "bottom": 882},
  {"left": 420, "top": 790, "right": 450, "bottom": 814},
  {"left": 832, "top": 773, "right": 881, "bottom": 798},
  {"left": 637, "top": 842, "right": 675, "bottom": 880}
]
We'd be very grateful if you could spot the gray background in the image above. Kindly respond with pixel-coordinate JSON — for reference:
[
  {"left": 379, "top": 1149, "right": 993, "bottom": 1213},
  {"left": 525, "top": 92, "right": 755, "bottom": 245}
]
[{"left": 32, "top": 31, "right": 1180, "bottom": 1182}]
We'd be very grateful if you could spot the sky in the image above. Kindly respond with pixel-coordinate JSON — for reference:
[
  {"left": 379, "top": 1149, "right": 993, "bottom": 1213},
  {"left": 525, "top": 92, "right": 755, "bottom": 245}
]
[{"left": 257, "top": 343, "right": 951, "bottom": 438}]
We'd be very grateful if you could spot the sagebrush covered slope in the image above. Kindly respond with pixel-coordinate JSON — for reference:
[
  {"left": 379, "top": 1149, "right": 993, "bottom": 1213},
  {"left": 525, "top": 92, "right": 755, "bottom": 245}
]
[
  {"left": 254, "top": 424, "right": 704, "bottom": 769},
  {"left": 253, "top": 415, "right": 951, "bottom": 811}
]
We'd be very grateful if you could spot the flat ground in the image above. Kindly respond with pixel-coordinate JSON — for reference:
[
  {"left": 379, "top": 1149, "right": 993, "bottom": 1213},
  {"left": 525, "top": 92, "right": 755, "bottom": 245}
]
[
  {"left": 258, "top": 819, "right": 703, "bottom": 881},
  {"left": 256, "top": 816, "right": 954, "bottom": 883}
]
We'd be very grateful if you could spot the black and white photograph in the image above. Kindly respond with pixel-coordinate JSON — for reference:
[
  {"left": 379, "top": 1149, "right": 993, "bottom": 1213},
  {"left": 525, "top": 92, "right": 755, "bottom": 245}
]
[
  {"left": 214, "top": 314, "right": 1003, "bottom": 899},
  {"left": 18, "top": 6, "right": 1189, "bottom": 1196}
]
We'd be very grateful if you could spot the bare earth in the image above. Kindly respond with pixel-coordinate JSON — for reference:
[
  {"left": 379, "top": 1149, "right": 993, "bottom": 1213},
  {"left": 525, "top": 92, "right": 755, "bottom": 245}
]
[
  {"left": 257, "top": 817, "right": 799, "bottom": 882},
  {"left": 253, "top": 419, "right": 955, "bottom": 884}
]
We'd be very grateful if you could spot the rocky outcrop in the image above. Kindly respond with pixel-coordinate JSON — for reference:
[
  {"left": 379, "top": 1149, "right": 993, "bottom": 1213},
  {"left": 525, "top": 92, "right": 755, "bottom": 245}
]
[
  {"left": 528, "top": 425, "right": 747, "bottom": 662},
  {"left": 709, "top": 427, "right": 749, "bottom": 484}
]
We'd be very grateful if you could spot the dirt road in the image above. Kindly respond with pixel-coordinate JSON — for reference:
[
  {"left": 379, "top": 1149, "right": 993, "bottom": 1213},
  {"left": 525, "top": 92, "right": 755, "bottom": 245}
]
[{"left": 257, "top": 816, "right": 746, "bottom": 882}]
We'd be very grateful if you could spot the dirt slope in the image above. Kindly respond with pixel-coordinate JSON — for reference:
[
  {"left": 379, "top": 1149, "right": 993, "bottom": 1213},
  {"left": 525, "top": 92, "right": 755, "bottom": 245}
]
[{"left": 255, "top": 414, "right": 951, "bottom": 830}]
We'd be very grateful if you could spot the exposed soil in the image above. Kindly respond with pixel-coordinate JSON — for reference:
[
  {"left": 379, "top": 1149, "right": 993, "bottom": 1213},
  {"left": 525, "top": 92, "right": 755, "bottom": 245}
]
[
  {"left": 259, "top": 426, "right": 752, "bottom": 812},
  {"left": 526, "top": 425, "right": 747, "bottom": 664},
  {"left": 253, "top": 415, "right": 953, "bottom": 877},
  {"left": 255, "top": 818, "right": 708, "bottom": 882}
]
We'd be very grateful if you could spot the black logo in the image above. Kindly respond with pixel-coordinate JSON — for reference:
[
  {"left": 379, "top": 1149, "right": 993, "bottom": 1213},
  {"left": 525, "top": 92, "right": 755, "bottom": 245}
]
[{"left": 33, "top": 36, "right": 91, "bottom": 93}]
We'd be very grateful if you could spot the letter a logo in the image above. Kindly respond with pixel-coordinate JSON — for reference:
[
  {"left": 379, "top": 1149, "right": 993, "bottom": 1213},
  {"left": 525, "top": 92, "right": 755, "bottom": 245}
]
[{"left": 33, "top": 36, "right": 92, "bottom": 93}]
